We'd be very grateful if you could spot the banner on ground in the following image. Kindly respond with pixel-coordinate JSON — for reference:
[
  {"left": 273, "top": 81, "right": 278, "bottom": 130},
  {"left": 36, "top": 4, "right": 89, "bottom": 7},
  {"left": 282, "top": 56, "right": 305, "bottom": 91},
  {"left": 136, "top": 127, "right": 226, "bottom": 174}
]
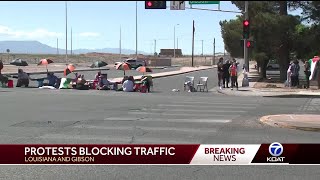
[{"left": 0, "top": 143, "right": 319, "bottom": 165}]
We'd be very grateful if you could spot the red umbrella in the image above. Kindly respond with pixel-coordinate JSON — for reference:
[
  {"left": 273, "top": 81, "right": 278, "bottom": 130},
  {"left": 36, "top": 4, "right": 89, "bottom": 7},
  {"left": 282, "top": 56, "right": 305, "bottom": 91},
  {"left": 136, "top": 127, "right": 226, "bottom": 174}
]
[
  {"left": 116, "top": 62, "right": 131, "bottom": 76},
  {"left": 38, "top": 59, "right": 54, "bottom": 72},
  {"left": 64, "top": 64, "right": 76, "bottom": 76},
  {"left": 136, "top": 66, "right": 152, "bottom": 75}
]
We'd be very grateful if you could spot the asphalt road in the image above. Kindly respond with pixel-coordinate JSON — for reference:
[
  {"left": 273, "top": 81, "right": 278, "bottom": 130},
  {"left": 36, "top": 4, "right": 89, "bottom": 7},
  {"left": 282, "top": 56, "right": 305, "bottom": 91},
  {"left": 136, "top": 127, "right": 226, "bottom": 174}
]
[{"left": 0, "top": 65, "right": 320, "bottom": 179}]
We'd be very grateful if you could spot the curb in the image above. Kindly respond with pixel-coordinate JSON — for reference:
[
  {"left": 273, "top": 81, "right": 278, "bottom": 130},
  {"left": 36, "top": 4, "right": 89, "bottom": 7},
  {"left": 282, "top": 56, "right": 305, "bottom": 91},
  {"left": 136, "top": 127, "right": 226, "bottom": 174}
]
[
  {"left": 110, "top": 66, "right": 214, "bottom": 82},
  {"left": 152, "top": 66, "right": 214, "bottom": 79},
  {"left": 260, "top": 115, "right": 320, "bottom": 132}
]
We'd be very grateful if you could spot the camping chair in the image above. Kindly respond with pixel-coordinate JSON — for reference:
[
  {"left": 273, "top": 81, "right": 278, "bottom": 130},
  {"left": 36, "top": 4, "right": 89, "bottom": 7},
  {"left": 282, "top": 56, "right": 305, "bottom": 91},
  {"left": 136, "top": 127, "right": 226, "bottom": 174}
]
[
  {"left": 184, "top": 76, "right": 195, "bottom": 91},
  {"left": 196, "top": 77, "right": 208, "bottom": 92}
]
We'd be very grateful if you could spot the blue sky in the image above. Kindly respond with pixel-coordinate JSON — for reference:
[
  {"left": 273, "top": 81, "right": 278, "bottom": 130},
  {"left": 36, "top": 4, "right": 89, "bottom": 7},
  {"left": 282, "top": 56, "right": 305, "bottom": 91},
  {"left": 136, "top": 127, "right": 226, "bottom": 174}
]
[{"left": 0, "top": 1, "right": 300, "bottom": 55}]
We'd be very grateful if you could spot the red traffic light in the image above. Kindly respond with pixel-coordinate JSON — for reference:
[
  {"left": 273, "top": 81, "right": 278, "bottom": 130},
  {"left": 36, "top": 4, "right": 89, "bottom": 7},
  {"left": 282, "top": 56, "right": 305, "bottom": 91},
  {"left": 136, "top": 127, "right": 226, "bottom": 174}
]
[
  {"left": 243, "top": 20, "right": 249, "bottom": 26},
  {"left": 147, "top": 1, "right": 152, "bottom": 7},
  {"left": 246, "top": 41, "right": 251, "bottom": 48}
]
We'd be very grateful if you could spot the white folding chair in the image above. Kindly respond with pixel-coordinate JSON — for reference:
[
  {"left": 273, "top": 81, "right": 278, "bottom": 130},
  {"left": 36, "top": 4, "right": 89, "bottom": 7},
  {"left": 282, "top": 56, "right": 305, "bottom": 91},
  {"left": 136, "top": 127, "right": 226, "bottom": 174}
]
[
  {"left": 196, "top": 77, "right": 208, "bottom": 92},
  {"left": 184, "top": 76, "right": 194, "bottom": 91}
]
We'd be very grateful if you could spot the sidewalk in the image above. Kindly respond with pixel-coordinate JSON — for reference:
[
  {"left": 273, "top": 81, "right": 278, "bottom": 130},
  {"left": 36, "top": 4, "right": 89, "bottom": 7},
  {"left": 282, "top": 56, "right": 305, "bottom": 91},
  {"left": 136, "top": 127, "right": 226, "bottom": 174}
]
[
  {"left": 260, "top": 114, "right": 320, "bottom": 132},
  {"left": 214, "top": 63, "right": 320, "bottom": 97}
]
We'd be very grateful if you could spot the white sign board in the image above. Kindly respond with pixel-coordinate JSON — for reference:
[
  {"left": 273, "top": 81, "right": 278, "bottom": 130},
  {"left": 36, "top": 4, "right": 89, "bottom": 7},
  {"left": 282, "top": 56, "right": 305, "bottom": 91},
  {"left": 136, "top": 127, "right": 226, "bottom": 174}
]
[{"left": 170, "top": 1, "right": 185, "bottom": 10}]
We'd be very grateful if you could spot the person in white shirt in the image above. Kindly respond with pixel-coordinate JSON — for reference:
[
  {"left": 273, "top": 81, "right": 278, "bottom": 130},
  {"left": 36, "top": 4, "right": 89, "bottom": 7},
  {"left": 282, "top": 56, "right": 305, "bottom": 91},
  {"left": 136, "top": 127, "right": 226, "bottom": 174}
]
[{"left": 122, "top": 79, "right": 134, "bottom": 92}]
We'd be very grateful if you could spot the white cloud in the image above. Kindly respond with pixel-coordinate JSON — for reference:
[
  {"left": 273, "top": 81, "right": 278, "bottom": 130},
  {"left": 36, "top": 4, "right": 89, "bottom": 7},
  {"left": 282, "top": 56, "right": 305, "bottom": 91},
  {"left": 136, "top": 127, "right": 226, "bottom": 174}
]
[
  {"left": 78, "top": 32, "right": 100, "bottom": 37},
  {"left": 0, "top": 25, "right": 63, "bottom": 39}
]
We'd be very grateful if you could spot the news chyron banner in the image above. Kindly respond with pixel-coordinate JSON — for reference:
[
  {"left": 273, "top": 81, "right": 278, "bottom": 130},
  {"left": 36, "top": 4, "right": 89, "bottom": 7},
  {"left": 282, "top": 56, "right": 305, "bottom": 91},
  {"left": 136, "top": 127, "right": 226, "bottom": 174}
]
[{"left": 0, "top": 143, "right": 319, "bottom": 165}]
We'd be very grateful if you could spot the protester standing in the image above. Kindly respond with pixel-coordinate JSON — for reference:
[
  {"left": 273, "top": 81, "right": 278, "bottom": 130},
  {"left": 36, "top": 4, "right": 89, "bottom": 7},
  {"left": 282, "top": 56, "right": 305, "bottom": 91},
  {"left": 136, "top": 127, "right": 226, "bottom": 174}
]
[
  {"left": 229, "top": 62, "right": 238, "bottom": 90},
  {"left": 290, "top": 60, "right": 300, "bottom": 87},
  {"left": 217, "top": 58, "right": 224, "bottom": 90},
  {"left": 304, "top": 59, "right": 311, "bottom": 89},
  {"left": 222, "top": 60, "right": 231, "bottom": 88}
]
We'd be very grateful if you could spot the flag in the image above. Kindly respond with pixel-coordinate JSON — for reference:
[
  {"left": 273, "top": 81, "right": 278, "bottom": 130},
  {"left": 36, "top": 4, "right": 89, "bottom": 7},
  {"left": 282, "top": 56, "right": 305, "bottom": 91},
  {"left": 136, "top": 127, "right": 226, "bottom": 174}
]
[{"left": 309, "top": 56, "right": 320, "bottom": 80}]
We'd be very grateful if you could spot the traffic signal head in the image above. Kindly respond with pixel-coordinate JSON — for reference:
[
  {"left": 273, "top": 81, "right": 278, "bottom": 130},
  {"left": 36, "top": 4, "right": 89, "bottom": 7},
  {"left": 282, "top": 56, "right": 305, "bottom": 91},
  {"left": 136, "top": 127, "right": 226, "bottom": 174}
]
[
  {"left": 243, "top": 20, "right": 250, "bottom": 39},
  {"left": 145, "top": 1, "right": 167, "bottom": 9}
]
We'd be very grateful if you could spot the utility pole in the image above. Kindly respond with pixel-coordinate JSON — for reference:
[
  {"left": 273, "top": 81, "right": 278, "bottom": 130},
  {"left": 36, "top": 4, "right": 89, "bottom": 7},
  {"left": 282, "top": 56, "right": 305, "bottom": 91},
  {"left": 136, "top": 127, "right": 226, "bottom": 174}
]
[
  {"left": 71, "top": 27, "right": 73, "bottom": 55},
  {"left": 212, "top": 38, "right": 215, "bottom": 66},
  {"left": 173, "top": 24, "right": 179, "bottom": 58},
  {"left": 57, "top": 38, "right": 59, "bottom": 55},
  {"left": 154, "top": 39, "right": 156, "bottom": 56},
  {"left": 201, "top": 40, "right": 204, "bottom": 56},
  {"left": 224, "top": 45, "right": 226, "bottom": 56},
  {"left": 65, "top": 1, "right": 68, "bottom": 64},
  {"left": 192, "top": 20, "right": 195, "bottom": 67},
  {"left": 119, "top": 25, "right": 122, "bottom": 59},
  {"left": 244, "top": 1, "right": 249, "bottom": 72},
  {"left": 177, "top": 38, "right": 179, "bottom": 49}
]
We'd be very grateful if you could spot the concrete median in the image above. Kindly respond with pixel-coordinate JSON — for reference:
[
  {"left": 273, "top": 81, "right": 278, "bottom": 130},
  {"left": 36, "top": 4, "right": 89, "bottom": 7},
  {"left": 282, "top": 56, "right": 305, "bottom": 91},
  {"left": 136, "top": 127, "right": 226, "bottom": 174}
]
[{"left": 260, "top": 114, "right": 320, "bottom": 132}]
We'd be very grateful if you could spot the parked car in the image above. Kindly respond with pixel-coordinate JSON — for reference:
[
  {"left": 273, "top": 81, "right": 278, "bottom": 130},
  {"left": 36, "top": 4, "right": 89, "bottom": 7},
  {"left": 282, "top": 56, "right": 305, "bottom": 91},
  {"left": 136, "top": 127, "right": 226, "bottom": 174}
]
[
  {"left": 267, "top": 60, "right": 280, "bottom": 69},
  {"left": 114, "top": 58, "right": 146, "bottom": 68}
]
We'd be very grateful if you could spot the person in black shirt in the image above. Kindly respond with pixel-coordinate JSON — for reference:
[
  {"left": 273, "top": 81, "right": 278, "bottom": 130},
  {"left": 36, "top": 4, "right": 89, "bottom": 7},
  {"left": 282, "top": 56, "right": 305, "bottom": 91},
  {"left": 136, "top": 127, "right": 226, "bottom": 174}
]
[
  {"left": 217, "top": 58, "right": 224, "bottom": 89},
  {"left": 222, "top": 60, "right": 231, "bottom": 88}
]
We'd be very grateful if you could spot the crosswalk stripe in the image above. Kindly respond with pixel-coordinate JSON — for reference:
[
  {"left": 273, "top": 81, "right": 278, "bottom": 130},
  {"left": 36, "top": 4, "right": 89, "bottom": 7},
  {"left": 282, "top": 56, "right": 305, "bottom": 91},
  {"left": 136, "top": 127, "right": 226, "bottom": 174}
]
[
  {"left": 135, "top": 126, "right": 218, "bottom": 133},
  {"left": 102, "top": 117, "right": 231, "bottom": 123},
  {"left": 138, "top": 118, "right": 232, "bottom": 123},
  {"left": 73, "top": 125, "right": 132, "bottom": 130},
  {"left": 175, "top": 102, "right": 258, "bottom": 106},
  {"left": 142, "top": 108, "right": 246, "bottom": 113},
  {"left": 104, "top": 117, "right": 138, "bottom": 121},
  {"left": 157, "top": 104, "right": 256, "bottom": 109},
  {"left": 128, "top": 111, "right": 239, "bottom": 117},
  {"left": 38, "top": 134, "right": 132, "bottom": 142}
]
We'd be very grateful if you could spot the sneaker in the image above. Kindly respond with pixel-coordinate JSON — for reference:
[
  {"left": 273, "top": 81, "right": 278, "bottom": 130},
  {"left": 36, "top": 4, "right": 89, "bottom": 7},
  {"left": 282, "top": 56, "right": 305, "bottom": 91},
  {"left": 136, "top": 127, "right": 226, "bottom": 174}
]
[
  {"left": 219, "top": 86, "right": 222, "bottom": 90},
  {"left": 231, "top": 88, "right": 233, "bottom": 90}
]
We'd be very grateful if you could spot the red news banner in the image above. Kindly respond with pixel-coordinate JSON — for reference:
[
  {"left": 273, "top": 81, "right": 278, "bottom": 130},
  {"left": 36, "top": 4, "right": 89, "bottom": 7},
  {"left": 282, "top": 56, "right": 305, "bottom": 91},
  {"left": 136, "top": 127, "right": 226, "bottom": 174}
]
[{"left": 0, "top": 144, "right": 319, "bottom": 165}]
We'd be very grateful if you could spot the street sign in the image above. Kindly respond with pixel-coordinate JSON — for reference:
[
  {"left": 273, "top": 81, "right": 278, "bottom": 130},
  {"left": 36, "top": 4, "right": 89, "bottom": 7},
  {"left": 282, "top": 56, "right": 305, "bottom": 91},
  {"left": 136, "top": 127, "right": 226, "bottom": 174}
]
[
  {"left": 170, "top": 1, "right": 185, "bottom": 10},
  {"left": 189, "top": 1, "right": 220, "bottom": 5}
]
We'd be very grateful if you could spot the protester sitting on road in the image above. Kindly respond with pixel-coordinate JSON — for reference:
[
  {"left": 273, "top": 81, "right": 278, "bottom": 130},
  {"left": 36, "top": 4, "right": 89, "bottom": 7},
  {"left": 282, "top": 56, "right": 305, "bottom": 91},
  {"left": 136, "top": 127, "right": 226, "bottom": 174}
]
[
  {"left": 217, "top": 58, "right": 224, "bottom": 90},
  {"left": 95, "top": 71, "right": 101, "bottom": 81},
  {"left": 122, "top": 77, "right": 134, "bottom": 92},
  {"left": 122, "top": 76, "right": 129, "bottom": 84},
  {"left": 47, "top": 72, "right": 58, "bottom": 87},
  {"left": 75, "top": 76, "right": 89, "bottom": 90},
  {"left": 0, "top": 60, "right": 8, "bottom": 86},
  {"left": 16, "top": 69, "right": 30, "bottom": 87},
  {"left": 141, "top": 75, "right": 153, "bottom": 92},
  {"left": 222, "top": 60, "right": 231, "bottom": 88},
  {"left": 229, "top": 62, "right": 238, "bottom": 90},
  {"left": 97, "top": 74, "right": 111, "bottom": 90}
]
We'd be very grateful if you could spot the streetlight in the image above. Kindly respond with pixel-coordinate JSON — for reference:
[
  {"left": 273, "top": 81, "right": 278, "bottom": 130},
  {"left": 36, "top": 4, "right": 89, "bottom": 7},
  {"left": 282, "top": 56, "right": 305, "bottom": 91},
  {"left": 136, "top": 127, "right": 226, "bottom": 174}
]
[
  {"left": 135, "top": 1, "right": 138, "bottom": 59},
  {"left": 174, "top": 24, "right": 179, "bottom": 58},
  {"left": 65, "top": 1, "right": 68, "bottom": 63}
]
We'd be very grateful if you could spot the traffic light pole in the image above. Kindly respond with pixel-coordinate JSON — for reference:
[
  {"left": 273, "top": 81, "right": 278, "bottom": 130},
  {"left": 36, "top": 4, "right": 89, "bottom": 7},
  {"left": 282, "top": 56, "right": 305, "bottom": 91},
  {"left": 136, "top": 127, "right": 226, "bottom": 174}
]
[{"left": 244, "top": 1, "right": 249, "bottom": 72}]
